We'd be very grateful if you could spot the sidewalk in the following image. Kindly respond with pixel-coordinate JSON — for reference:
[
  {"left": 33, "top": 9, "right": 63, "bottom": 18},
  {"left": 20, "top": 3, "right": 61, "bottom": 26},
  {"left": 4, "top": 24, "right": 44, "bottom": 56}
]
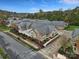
[
  {"left": 7, "top": 32, "right": 40, "bottom": 50},
  {"left": 38, "top": 51, "right": 52, "bottom": 59},
  {"left": 56, "top": 53, "right": 68, "bottom": 59}
]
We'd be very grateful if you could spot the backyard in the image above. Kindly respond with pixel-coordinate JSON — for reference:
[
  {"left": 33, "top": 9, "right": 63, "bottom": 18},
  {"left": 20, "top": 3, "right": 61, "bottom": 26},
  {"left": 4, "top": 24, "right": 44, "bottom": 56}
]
[{"left": 65, "top": 25, "right": 79, "bottom": 31}]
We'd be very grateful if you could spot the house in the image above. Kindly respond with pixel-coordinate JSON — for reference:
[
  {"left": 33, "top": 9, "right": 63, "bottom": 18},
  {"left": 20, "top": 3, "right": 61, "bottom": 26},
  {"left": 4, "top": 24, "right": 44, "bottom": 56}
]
[
  {"left": 6, "top": 18, "right": 20, "bottom": 27},
  {"left": 18, "top": 21, "right": 59, "bottom": 47},
  {"left": 71, "top": 29, "right": 79, "bottom": 55},
  {"left": 7, "top": 19, "right": 68, "bottom": 47},
  {"left": 51, "top": 21, "right": 68, "bottom": 30}
]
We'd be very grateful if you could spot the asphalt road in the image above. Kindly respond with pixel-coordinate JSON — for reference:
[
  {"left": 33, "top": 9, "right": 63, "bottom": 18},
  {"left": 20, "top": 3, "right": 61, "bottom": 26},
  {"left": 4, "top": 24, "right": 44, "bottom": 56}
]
[{"left": 0, "top": 32, "right": 46, "bottom": 59}]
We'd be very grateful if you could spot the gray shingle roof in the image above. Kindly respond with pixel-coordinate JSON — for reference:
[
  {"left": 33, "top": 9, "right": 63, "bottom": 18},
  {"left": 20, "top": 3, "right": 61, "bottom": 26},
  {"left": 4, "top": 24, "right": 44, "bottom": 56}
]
[
  {"left": 31, "top": 22, "right": 55, "bottom": 36},
  {"left": 18, "top": 21, "right": 33, "bottom": 30},
  {"left": 7, "top": 19, "right": 67, "bottom": 37},
  {"left": 72, "top": 29, "right": 79, "bottom": 38},
  {"left": 17, "top": 19, "right": 56, "bottom": 36},
  {"left": 51, "top": 21, "right": 68, "bottom": 26}
]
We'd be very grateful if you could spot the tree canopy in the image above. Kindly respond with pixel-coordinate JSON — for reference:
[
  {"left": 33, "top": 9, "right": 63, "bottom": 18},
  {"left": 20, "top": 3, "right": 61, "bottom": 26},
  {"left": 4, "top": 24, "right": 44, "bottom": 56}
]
[{"left": 0, "top": 7, "right": 79, "bottom": 25}]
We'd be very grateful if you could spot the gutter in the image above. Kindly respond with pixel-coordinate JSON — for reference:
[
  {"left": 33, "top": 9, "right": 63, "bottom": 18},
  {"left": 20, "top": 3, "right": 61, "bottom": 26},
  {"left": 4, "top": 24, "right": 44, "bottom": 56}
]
[{"left": 43, "top": 35, "right": 60, "bottom": 47}]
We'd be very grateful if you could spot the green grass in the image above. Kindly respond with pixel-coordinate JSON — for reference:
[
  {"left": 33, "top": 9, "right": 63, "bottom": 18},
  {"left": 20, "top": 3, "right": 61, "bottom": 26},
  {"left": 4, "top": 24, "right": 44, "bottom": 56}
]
[
  {"left": 0, "top": 48, "right": 9, "bottom": 59},
  {"left": 0, "top": 24, "right": 10, "bottom": 32},
  {"left": 65, "top": 25, "right": 79, "bottom": 30}
]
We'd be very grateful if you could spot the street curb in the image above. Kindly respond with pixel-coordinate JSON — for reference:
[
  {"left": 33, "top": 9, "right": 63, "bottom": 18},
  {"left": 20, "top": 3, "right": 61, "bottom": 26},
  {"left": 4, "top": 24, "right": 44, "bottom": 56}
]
[{"left": 7, "top": 32, "right": 40, "bottom": 50}]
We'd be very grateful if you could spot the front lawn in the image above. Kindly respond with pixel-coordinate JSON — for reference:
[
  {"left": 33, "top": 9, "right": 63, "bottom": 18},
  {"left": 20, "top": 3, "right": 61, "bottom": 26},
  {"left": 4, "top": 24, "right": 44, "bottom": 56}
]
[
  {"left": 65, "top": 25, "right": 79, "bottom": 30},
  {"left": 0, "top": 24, "right": 10, "bottom": 32}
]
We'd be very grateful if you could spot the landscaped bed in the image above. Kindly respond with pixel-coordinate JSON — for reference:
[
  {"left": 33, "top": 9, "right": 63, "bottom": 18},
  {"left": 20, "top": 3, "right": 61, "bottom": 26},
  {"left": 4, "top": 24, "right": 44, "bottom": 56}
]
[
  {"left": 58, "top": 40, "right": 78, "bottom": 59},
  {"left": 0, "top": 48, "right": 9, "bottom": 59}
]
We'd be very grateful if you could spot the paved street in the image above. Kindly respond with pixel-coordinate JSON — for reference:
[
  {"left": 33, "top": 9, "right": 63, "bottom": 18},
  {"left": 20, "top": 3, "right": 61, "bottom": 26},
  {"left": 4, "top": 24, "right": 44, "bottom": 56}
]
[{"left": 0, "top": 32, "right": 46, "bottom": 59}]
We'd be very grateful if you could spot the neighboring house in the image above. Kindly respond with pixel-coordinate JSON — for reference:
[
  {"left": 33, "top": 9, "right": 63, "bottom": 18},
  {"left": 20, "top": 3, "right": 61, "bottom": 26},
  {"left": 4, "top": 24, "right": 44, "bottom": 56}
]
[
  {"left": 7, "top": 18, "right": 33, "bottom": 27},
  {"left": 51, "top": 21, "right": 68, "bottom": 30},
  {"left": 71, "top": 29, "right": 79, "bottom": 55},
  {"left": 0, "top": 19, "right": 6, "bottom": 24},
  {"left": 7, "top": 19, "right": 20, "bottom": 27}
]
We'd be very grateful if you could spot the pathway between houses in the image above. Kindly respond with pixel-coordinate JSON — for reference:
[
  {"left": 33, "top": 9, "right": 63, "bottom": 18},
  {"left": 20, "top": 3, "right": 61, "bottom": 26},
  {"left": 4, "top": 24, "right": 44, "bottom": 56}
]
[{"left": 39, "top": 35, "right": 68, "bottom": 59}]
